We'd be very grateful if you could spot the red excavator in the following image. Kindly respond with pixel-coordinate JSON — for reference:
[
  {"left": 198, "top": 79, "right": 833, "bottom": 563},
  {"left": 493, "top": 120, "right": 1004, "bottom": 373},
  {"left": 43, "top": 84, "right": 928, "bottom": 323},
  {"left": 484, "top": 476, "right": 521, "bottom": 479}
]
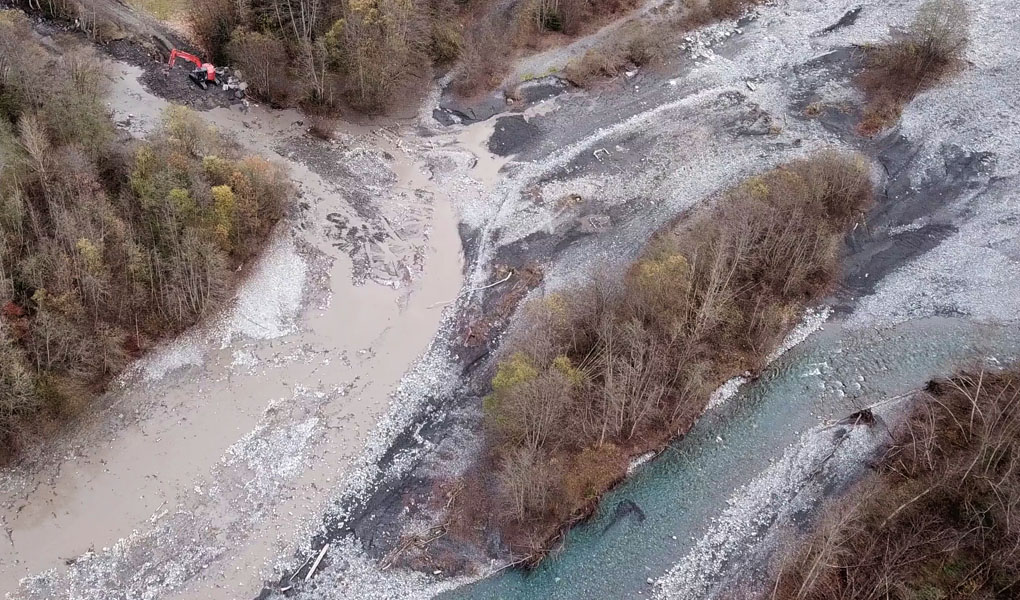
[{"left": 168, "top": 49, "right": 217, "bottom": 89}]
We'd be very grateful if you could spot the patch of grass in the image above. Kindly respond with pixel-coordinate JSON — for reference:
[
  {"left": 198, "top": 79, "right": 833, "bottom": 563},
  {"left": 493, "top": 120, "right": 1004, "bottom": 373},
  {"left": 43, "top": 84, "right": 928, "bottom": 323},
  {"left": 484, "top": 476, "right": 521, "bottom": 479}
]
[
  {"left": 767, "top": 370, "right": 1020, "bottom": 600},
  {"left": 307, "top": 114, "right": 337, "bottom": 140},
  {"left": 856, "top": 0, "right": 969, "bottom": 135}
]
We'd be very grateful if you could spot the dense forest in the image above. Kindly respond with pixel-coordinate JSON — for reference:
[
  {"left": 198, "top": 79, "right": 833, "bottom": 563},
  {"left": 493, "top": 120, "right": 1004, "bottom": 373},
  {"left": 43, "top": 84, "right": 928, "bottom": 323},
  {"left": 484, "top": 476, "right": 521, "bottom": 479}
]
[{"left": 0, "top": 11, "right": 289, "bottom": 457}]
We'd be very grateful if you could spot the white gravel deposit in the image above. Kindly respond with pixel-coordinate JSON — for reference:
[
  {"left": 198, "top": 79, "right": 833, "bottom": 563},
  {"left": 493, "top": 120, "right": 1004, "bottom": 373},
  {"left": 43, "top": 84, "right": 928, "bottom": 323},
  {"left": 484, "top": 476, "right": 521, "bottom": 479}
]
[{"left": 653, "top": 419, "right": 880, "bottom": 599}]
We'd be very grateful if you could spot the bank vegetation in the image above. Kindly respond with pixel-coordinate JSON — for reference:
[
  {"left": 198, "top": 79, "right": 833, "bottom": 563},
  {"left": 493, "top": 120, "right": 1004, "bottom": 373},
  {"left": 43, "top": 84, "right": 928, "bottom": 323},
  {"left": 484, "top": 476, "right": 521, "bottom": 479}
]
[
  {"left": 564, "top": 0, "right": 760, "bottom": 87},
  {"left": 767, "top": 370, "right": 1020, "bottom": 600},
  {"left": 446, "top": 151, "right": 874, "bottom": 561},
  {"left": 0, "top": 11, "right": 289, "bottom": 459}
]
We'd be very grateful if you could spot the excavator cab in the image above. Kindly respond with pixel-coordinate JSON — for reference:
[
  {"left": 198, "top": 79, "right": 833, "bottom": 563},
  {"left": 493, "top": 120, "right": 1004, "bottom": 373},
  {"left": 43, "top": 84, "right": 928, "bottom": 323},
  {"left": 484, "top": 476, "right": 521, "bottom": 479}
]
[{"left": 168, "top": 49, "right": 217, "bottom": 89}]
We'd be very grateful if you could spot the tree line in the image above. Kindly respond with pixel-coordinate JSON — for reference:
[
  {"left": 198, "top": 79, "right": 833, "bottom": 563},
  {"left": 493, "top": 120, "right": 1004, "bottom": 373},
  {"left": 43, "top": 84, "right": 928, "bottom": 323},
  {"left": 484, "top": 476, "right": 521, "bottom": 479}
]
[{"left": 186, "top": 0, "right": 642, "bottom": 111}]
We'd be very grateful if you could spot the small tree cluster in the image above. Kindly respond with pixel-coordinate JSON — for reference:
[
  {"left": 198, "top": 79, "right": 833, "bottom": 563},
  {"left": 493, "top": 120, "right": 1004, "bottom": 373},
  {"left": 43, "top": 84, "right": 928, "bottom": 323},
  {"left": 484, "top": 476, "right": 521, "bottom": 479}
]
[
  {"left": 188, "top": 0, "right": 440, "bottom": 110},
  {"left": 481, "top": 151, "right": 873, "bottom": 556},
  {"left": 323, "top": 0, "right": 431, "bottom": 111}
]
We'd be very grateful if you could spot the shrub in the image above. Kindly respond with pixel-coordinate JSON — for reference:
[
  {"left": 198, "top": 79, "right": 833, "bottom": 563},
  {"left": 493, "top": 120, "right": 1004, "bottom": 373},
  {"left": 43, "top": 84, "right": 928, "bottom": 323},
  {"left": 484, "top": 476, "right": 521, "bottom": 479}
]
[
  {"left": 226, "top": 29, "right": 291, "bottom": 105},
  {"left": 564, "top": 21, "right": 667, "bottom": 86},
  {"left": 857, "top": 0, "right": 969, "bottom": 134},
  {"left": 307, "top": 114, "right": 336, "bottom": 140}
]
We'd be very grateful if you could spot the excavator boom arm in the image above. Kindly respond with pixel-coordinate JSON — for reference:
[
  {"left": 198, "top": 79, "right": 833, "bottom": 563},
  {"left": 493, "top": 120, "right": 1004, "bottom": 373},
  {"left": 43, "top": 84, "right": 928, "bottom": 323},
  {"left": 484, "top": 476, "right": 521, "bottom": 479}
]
[
  {"left": 168, "top": 49, "right": 216, "bottom": 81},
  {"left": 168, "top": 49, "right": 202, "bottom": 69}
]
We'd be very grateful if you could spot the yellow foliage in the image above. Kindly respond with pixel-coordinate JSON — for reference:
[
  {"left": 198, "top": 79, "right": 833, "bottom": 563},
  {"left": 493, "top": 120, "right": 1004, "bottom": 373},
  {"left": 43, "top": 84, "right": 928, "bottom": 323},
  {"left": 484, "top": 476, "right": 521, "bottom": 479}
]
[
  {"left": 348, "top": 0, "right": 381, "bottom": 23},
  {"left": 211, "top": 185, "right": 236, "bottom": 243},
  {"left": 132, "top": 144, "right": 157, "bottom": 177},
  {"left": 162, "top": 106, "right": 212, "bottom": 155},
  {"left": 746, "top": 176, "right": 770, "bottom": 199},
  {"left": 325, "top": 19, "right": 347, "bottom": 48},
  {"left": 129, "top": 145, "right": 160, "bottom": 208},
  {"left": 0, "top": 9, "right": 26, "bottom": 25},
  {"left": 552, "top": 355, "right": 583, "bottom": 387},
  {"left": 485, "top": 352, "right": 538, "bottom": 425},
  {"left": 166, "top": 151, "right": 192, "bottom": 172},
  {"left": 633, "top": 252, "right": 690, "bottom": 290},
  {"left": 168, "top": 188, "right": 195, "bottom": 218},
  {"left": 228, "top": 169, "right": 254, "bottom": 206},
  {"left": 75, "top": 238, "right": 103, "bottom": 274},
  {"left": 543, "top": 292, "right": 568, "bottom": 317},
  {"left": 491, "top": 352, "right": 538, "bottom": 396},
  {"left": 214, "top": 223, "right": 230, "bottom": 248}
]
